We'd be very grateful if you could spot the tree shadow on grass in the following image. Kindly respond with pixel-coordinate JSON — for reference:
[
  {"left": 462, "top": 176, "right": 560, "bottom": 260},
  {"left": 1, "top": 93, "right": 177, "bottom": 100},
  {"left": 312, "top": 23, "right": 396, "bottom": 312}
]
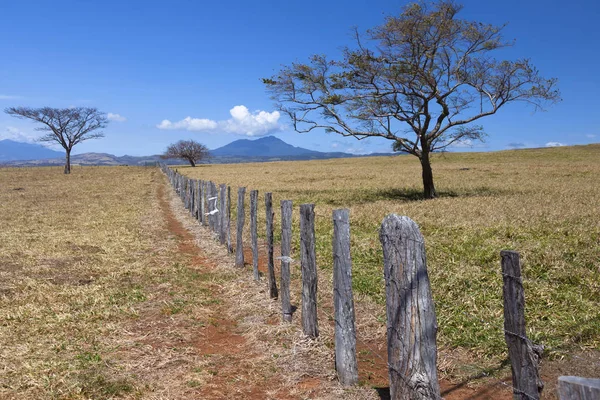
[{"left": 322, "top": 186, "right": 511, "bottom": 207}]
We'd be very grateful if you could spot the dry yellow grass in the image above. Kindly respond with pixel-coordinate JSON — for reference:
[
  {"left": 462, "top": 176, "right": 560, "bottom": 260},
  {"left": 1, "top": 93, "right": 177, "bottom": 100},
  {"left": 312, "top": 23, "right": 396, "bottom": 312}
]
[
  {"left": 0, "top": 165, "right": 382, "bottom": 399},
  {"left": 0, "top": 166, "right": 225, "bottom": 399},
  {"left": 179, "top": 144, "right": 600, "bottom": 363}
]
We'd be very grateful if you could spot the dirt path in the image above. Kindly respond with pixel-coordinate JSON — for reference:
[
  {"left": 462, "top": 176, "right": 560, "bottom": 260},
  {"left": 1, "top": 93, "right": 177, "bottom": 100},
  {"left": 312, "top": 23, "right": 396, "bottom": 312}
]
[{"left": 157, "top": 184, "right": 300, "bottom": 399}]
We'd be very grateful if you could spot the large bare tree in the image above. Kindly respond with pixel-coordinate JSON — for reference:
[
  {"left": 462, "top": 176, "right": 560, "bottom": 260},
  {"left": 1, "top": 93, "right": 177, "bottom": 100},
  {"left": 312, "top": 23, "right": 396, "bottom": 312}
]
[
  {"left": 161, "top": 139, "right": 210, "bottom": 167},
  {"left": 5, "top": 107, "right": 108, "bottom": 174},
  {"left": 264, "top": 1, "right": 560, "bottom": 198}
]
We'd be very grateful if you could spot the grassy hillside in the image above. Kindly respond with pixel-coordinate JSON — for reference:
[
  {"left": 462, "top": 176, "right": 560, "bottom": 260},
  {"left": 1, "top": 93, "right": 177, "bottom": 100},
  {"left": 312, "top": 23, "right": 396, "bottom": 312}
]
[{"left": 179, "top": 144, "right": 600, "bottom": 359}]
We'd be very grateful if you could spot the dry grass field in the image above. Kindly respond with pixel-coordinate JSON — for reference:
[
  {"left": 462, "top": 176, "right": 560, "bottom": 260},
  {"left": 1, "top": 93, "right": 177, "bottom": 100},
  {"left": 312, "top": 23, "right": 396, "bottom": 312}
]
[
  {"left": 1, "top": 144, "right": 598, "bottom": 399},
  {"left": 180, "top": 144, "right": 600, "bottom": 365},
  {"left": 0, "top": 165, "right": 381, "bottom": 399}
]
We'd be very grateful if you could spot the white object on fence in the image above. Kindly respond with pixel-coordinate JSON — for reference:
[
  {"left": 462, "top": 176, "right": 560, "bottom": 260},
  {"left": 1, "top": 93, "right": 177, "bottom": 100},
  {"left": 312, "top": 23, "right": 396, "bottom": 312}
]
[{"left": 276, "top": 256, "right": 295, "bottom": 263}]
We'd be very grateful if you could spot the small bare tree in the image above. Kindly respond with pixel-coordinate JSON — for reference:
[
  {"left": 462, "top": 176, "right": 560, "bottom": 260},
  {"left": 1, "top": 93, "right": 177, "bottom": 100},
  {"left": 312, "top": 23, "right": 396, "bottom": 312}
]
[
  {"left": 5, "top": 107, "right": 108, "bottom": 174},
  {"left": 161, "top": 140, "right": 209, "bottom": 167},
  {"left": 264, "top": 1, "right": 561, "bottom": 199}
]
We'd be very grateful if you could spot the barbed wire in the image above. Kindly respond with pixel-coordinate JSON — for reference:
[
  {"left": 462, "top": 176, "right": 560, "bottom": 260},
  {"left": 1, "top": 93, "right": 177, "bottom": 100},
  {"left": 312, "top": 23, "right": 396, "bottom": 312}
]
[{"left": 162, "top": 170, "right": 591, "bottom": 400}]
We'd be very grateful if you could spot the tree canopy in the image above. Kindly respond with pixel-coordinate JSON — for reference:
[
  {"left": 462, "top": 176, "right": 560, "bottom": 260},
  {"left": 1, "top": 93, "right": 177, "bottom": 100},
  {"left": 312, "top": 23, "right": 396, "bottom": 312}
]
[
  {"left": 162, "top": 140, "right": 210, "bottom": 167},
  {"left": 5, "top": 106, "right": 108, "bottom": 174},
  {"left": 264, "top": 1, "right": 560, "bottom": 198}
]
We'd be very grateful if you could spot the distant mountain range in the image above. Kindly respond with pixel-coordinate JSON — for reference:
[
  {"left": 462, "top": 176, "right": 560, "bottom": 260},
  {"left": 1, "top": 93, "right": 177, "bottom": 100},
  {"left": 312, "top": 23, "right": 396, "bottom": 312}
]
[
  {"left": 0, "top": 139, "right": 64, "bottom": 161},
  {"left": 0, "top": 136, "right": 393, "bottom": 166}
]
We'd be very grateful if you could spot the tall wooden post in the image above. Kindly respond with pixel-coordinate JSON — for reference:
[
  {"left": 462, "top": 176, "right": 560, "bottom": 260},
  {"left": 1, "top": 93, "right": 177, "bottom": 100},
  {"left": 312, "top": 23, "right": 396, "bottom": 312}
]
[
  {"left": 250, "top": 190, "right": 259, "bottom": 280},
  {"left": 220, "top": 184, "right": 227, "bottom": 245},
  {"left": 300, "top": 203, "right": 319, "bottom": 338},
  {"left": 227, "top": 186, "right": 233, "bottom": 253},
  {"left": 558, "top": 376, "right": 600, "bottom": 400},
  {"left": 201, "top": 180, "right": 208, "bottom": 227},
  {"left": 265, "top": 193, "right": 278, "bottom": 299},
  {"left": 235, "top": 187, "right": 246, "bottom": 268},
  {"left": 380, "top": 215, "right": 440, "bottom": 400},
  {"left": 501, "top": 250, "right": 543, "bottom": 400},
  {"left": 280, "top": 200, "right": 293, "bottom": 322},
  {"left": 332, "top": 209, "right": 358, "bottom": 386}
]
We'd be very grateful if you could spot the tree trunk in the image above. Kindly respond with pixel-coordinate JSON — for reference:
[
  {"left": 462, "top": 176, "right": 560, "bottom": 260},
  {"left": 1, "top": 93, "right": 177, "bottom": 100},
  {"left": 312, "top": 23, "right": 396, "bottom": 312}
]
[
  {"left": 189, "top": 159, "right": 196, "bottom": 167},
  {"left": 64, "top": 150, "right": 71, "bottom": 174},
  {"left": 420, "top": 151, "right": 436, "bottom": 199}
]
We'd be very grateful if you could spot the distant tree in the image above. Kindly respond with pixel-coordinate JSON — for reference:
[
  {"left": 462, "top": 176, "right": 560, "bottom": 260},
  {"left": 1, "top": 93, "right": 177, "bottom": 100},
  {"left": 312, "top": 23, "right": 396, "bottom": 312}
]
[
  {"left": 5, "top": 107, "right": 108, "bottom": 174},
  {"left": 161, "top": 140, "right": 210, "bottom": 167},
  {"left": 264, "top": 1, "right": 560, "bottom": 199}
]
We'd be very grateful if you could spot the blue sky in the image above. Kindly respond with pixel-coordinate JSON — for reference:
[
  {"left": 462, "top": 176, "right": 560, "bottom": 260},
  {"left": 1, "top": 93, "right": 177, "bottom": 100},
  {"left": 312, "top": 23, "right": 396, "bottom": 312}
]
[{"left": 1, "top": 0, "right": 598, "bottom": 156}]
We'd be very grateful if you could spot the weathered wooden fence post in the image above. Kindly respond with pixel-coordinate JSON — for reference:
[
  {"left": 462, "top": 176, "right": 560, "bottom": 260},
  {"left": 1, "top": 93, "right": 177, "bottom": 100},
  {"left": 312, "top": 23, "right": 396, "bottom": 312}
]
[
  {"left": 265, "top": 193, "right": 278, "bottom": 299},
  {"left": 227, "top": 186, "right": 233, "bottom": 253},
  {"left": 195, "top": 180, "right": 200, "bottom": 220},
  {"left": 202, "top": 180, "right": 208, "bottom": 227},
  {"left": 300, "top": 203, "right": 319, "bottom": 338},
  {"left": 235, "top": 187, "right": 246, "bottom": 268},
  {"left": 558, "top": 376, "right": 600, "bottom": 400},
  {"left": 207, "top": 182, "right": 215, "bottom": 231},
  {"left": 220, "top": 184, "right": 227, "bottom": 245},
  {"left": 210, "top": 181, "right": 219, "bottom": 235},
  {"left": 332, "top": 209, "right": 358, "bottom": 386},
  {"left": 380, "top": 215, "right": 440, "bottom": 400},
  {"left": 280, "top": 200, "right": 293, "bottom": 322},
  {"left": 250, "top": 190, "right": 259, "bottom": 281},
  {"left": 190, "top": 179, "right": 196, "bottom": 216},
  {"left": 501, "top": 250, "right": 543, "bottom": 400}
]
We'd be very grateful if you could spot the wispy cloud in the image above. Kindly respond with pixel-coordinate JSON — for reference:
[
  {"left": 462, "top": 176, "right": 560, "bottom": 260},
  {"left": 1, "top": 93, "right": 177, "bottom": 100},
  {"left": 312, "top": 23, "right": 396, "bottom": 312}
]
[
  {"left": 0, "top": 126, "right": 37, "bottom": 143},
  {"left": 0, "top": 94, "right": 22, "bottom": 100},
  {"left": 586, "top": 134, "right": 597, "bottom": 139},
  {"left": 545, "top": 141, "right": 566, "bottom": 147},
  {"left": 157, "top": 105, "right": 282, "bottom": 137},
  {"left": 107, "top": 113, "right": 126, "bottom": 122},
  {"left": 507, "top": 142, "right": 527, "bottom": 149}
]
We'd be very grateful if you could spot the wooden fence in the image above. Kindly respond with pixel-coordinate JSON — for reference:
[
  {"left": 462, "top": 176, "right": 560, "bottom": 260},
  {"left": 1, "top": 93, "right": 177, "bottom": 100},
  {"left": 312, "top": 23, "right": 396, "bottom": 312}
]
[{"left": 161, "top": 165, "right": 596, "bottom": 400}]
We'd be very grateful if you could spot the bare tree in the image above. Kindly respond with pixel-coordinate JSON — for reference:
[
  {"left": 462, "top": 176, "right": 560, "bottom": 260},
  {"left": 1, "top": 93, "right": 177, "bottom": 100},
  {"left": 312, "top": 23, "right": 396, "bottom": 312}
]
[
  {"left": 161, "top": 140, "right": 210, "bottom": 167},
  {"left": 264, "top": 1, "right": 560, "bottom": 199},
  {"left": 5, "top": 107, "right": 108, "bottom": 174}
]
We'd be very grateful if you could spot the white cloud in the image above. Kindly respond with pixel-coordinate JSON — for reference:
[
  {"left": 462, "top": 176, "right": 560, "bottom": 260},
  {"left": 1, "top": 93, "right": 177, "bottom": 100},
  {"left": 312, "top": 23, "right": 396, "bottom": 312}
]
[
  {"left": 156, "top": 105, "right": 282, "bottom": 137},
  {"left": 157, "top": 116, "right": 218, "bottom": 131},
  {"left": 586, "top": 134, "right": 597, "bottom": 139},
  {"left": 107, "top": 113, "right": 126, "bottom": 122},
  {"left": 448, "top": 139, "right": 473, "bottom": 148},
  {"left": 545, "top": 141, "right": 566, "bottom": 147},
  {"left": 0, "top": 126, "right": 38, "bottom": 143},
  {"left": 0, "top": 94, "right": 21, "bottom": 100}
]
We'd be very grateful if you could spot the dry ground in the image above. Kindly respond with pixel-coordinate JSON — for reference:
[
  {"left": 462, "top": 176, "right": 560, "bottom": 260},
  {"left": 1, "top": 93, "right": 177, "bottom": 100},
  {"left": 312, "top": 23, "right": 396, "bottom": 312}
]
[
  {"left": 1, "top": 150, "right": 598, "bottom": 399},
  {"left": 178, "top": 144, "right": 600, "bottom": 396},
  {"left": 0, "top": 166, "right": 375, "bottom": 399}
]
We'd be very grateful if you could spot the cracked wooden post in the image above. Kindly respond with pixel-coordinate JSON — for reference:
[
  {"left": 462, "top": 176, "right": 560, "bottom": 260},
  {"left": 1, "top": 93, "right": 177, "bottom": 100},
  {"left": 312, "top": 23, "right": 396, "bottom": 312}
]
[
  {"left": 195, "top": 179, "right": 202, "bottom": 222},
  {"left": 332, "top": 209, "right": 358, "bottom": 386},
  {"left": 210, "top": 181, "right": 219, "bottom": 235},
  {"left": 190, "top": 179, "right": 196, "bottom": 217},
  {"left": 220, "top": 184, "right": 227, "bottom": 245},
  {"left": 235, "top": 187, "right": 246, "bottom": 268},
  {"left": 250, "top": 190, "right": 259, "bottom": 281},
  {"left": 265, "top": 193, "right": 278, "bottom": 299},
  {"left": 501, "top": 250, "right": 543, "bottom": 400},
  {"left": 300, "top": 203, "right": 318, "bottom": 338},
  {"left": 280, "top": 200, "right": 293, "bottom": 322},
  {"left": 207, "top": 182, "right": 215, "bottom": 231},
  {"left": 227, "top": 186, "right": 233, "bottom": 253},
  {"left": 380, "top": 215, "right": 440, "bottom": 400},
  {"left": 558, "top": 376, "right": 600, "bottom": 400},
  {"left": 201, "top": 180, "right": 208, "bottom": 227}
]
